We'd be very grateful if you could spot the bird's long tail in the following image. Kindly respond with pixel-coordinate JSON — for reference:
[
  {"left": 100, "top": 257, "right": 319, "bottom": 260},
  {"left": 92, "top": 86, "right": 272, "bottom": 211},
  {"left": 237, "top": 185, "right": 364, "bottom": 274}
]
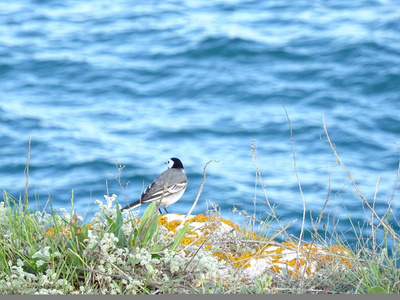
[{"left": 121, "top": 200, "right": 141, "bottom": 212}]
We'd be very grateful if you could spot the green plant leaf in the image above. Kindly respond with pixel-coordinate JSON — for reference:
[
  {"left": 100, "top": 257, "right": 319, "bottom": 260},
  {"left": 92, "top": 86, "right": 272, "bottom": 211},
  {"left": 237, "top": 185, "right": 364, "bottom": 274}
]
[
  {"left": 66, "top": 250, "right": 84, "bottom": 268},
  {"left": 138, "top": 215, "right": 159, "bottom": 248},
  {"left": 80, "top": 224, "right": 89, "bottom": 240},
  {"left": 114, "top": 206, "right": 127, "bottom": 247},
  {"left": 150, "top": 244, "right": 169, "bottom": 253},
  {"left": 170, "top": 222, "right": 189, "bottom": 251},
  {"left": 134, "top": 202, "right": 160, "bottom": 248},
  {"left": 138, "top": 202, "right": 156, "bottom": 232},
  {"left": 368, "top": 286, "right": 389, "bottom": 294},
  {"left": 0, "top": 246, "right": 9, "bottom": 274}
]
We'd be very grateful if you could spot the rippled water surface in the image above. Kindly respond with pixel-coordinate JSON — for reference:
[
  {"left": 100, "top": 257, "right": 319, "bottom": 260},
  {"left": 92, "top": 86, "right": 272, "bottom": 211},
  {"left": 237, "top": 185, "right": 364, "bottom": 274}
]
[{"left": 1, "top": 0, "right": 399, "bottom": 242}]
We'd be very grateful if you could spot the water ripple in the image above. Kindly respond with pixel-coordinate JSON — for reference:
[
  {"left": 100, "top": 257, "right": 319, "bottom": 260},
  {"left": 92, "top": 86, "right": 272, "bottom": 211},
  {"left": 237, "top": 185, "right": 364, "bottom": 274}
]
[{"left": 0, "top": 0, "right": 399, "bottom": 240}]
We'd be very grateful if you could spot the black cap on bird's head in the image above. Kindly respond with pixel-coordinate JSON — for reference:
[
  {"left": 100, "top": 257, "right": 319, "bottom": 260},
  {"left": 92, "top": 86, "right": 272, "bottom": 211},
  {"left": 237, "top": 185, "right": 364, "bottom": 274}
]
[{"left": 166, "top": 157, "right": 184, "bottom": 169}]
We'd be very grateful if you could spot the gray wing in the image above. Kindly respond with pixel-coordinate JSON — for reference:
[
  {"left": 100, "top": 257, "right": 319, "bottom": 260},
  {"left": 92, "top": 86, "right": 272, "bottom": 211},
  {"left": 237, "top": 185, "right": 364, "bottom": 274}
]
[{"left": 140, "top": 169, "right": 187, "bottom": 204}]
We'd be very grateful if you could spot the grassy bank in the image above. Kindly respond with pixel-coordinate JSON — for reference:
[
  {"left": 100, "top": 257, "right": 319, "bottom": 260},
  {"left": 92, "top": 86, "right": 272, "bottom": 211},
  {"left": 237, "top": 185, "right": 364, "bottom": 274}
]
[{"left": 0, "top": 185, "right": 399, "bottom": 294}]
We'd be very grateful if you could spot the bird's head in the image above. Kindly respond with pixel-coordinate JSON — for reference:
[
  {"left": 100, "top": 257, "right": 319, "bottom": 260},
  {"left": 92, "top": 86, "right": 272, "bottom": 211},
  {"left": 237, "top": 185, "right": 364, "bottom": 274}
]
[{"left": 166, "top": 157, "right": 184, "bottom": 169}]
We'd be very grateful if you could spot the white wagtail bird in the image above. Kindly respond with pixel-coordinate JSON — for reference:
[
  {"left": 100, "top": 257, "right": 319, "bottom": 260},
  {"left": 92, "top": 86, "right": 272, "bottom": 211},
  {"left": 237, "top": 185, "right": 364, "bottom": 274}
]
[{"left": 121, "top": 157, "right": 187, "bottom": 214}]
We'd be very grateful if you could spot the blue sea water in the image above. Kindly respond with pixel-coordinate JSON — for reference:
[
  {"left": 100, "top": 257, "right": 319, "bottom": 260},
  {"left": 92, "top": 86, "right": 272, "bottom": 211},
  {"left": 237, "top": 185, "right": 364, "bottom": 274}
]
[{"left": 1, "top": 0, "right": 399, "bottom": 244}]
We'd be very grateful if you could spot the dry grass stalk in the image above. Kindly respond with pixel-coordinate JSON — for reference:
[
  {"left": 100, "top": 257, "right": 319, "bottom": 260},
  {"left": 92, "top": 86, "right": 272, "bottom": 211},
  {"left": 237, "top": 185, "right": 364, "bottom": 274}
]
[
  {"left": 280, "top": 100, "right": 308, "bottom": 284},
  {"left": 250, "top": 140, "right": 292, "bottom": 242},
  {"left": 232, "top": 206, "right": 296, "bottom": 242},
  {"left": 24, "top": 135, "right": 31, "bottom": 210},
  {"left": 176, "top": 160, "right": 218, "bottom": 231},
  {"left": 322, "top": 115, "right": 400, "bottom": 242},
  {"left": 111, "top": 161, "right": 129, "bottom": 204}
]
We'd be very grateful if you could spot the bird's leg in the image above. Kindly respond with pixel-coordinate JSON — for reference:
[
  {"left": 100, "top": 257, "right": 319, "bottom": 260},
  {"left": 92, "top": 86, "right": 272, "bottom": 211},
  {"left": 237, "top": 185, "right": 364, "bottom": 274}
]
[{"left": 163, "top": 207, "right": 169, "bottom": 214}]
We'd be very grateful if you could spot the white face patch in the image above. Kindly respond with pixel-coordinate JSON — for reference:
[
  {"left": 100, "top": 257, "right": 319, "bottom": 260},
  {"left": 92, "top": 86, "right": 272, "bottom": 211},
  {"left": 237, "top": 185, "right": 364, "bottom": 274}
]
[{"left": 167, "top": 159, "right": 174, "bottom": 169}]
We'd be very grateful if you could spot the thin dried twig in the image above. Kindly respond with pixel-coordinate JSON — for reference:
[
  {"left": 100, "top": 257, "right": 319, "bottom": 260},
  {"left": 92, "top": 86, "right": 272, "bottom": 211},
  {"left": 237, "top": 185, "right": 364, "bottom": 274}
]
[
  {"left": 233, "top": 206, "right": 297, "bottom": 241},
  {"left": 301, "top": 167, "right": 333, "bottom": 285},
  {"left": 280, "top": 101, "right": 306, "bottom": 238},
  {"left": 111, "top": 161, "right": 129, "bottom": 204},
  {"left": 177, "top": 160, "right": 218, "bottom": 231},
  {"left": 251, "top": 140, "right": 259, "bottom": 230},
  {"left": 371, "top": 176, "right": 380, "bottom": 249},
  {"left": 188, "top": 160, "right": 218, "bottom": 217},
  {"left": 322, "top": 115, "right": 399, "bottom": 242},
  {"left": 317, "top": 168, "right": 331, "bottom": 229},
  {"left": 280, "top": 100, "right": 307, "bottom": 285},
  {"left": 250, "top": 140, "right": 287, "bottom": 236},
  {"left": 181, "top": 226, "right": 216, "bottom": 274},
  {"left": 101, "top": 252, "right": 132, "bottom": 280},
  {"left": 76, "top": 267, "right": 130, "bottom": 281},
  {"left": 24, "top": 135, "right": 31, "bottom": 210},
  {"left": 75, "top": 266, "right": 171, "bottom": 293},
  {"left": 390, "top": 160, "right": 400, "bottom": 205}
]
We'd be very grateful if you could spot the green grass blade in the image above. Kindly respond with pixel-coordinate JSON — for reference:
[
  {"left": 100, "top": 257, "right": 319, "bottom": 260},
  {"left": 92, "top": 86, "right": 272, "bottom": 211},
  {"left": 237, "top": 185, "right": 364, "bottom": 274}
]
[
  {"left": 368, "top": 286, "right": 389, "bottom": 294},
  {"left": 139, "top": 215, "right": 159, "bottom": 248},
  {"left": 114, "top": 205, "right": 127, "bottom": 247},
  {"left": 170, "top": 222, "right": 189, "bottom": 251},
  {"left": 138, "top": 202, "right": 156, "bottom": 232}
]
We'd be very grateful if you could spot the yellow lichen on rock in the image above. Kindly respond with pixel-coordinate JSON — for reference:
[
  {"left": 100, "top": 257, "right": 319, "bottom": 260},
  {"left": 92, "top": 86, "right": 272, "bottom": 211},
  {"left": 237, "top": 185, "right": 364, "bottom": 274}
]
[{"left": 159, "top": 214, "right": 353, "bottom": 279}]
